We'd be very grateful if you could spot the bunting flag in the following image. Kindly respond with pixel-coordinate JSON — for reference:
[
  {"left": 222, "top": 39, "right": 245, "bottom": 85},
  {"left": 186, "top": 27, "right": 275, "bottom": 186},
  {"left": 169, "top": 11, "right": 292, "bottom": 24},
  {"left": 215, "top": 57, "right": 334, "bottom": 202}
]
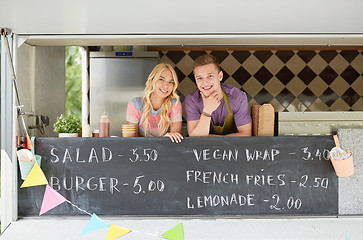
[
  {"left": 25, "top": 132, "right": 33, "bottom": 149},
  {"left": 159, "top": 223, "right": 184, "bottom": 240},
  {"left": 80, "top": 214, "right": 111, "bottom": 236},
  {"left": 39, "top": 185, "right": 68, "bottom": 215},
  {"left": 20, "top": 162, "right": 48, "bottom": 188},
  {"left": 105, "top": 224, "right": 132, "bottom": 240},
  {"left": 18, "top": 152, "right": 184, "bottom": 239}
]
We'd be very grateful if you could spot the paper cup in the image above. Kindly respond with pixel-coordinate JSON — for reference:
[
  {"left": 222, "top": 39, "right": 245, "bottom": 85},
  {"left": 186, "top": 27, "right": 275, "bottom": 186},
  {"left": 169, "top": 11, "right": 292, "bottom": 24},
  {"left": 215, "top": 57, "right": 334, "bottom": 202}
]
[
  {"left": 122, "top": 124, "right": 135, "bottom": 129},
  {"left": 330, "top": 148, "right": 354, "bottom": 177},
  {"left": 17, "top": 149, "right": 35, "bottom": 162},
  {"left": 123, "top": 132, "right": 135, "bottom": 137},
  {"left": 122, "top": 124, "right": 136, "bottom": 137},
  {"left": 18, "top": 154, "right": 42, "bottom": 180},
  {"left": 92, "top": 129, "right": 99, "bottom": 137}
]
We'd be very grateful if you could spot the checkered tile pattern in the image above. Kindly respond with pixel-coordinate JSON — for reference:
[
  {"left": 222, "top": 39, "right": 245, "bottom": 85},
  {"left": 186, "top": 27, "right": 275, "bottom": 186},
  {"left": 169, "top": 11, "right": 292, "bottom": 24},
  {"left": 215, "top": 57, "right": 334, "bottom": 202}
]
[{"left": 159, "top": 50, "right": 363, "bottom": 114}]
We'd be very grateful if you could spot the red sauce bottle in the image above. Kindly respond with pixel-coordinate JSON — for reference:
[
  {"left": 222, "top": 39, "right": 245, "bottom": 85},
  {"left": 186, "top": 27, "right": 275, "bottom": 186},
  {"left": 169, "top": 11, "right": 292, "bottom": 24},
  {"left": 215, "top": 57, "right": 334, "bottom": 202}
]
[{"left": 99, "top": 112, "right": 110, "bottom": 137}]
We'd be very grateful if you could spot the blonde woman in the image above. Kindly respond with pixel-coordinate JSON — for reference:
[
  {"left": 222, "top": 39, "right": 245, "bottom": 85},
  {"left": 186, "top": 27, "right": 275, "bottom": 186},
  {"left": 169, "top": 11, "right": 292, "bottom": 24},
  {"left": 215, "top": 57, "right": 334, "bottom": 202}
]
[{"left": 126, "top": 63, "right": 183, "bottom": 143}]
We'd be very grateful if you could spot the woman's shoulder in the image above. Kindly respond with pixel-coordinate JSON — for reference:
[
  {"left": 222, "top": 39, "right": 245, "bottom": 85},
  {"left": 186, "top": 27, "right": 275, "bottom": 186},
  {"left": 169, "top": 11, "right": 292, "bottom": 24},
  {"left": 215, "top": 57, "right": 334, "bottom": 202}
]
[
  {"left": 169, "top": 98, "right": 182, "bottom": 116},
  {"left": 171, "top": 98, "right": 183, "bottom": 108},
  {"left": 170, "top": 98, "right": 178, "bottom": 105},
  {"left": 129, "top": 97, "right": 144, "bottom": 112}
]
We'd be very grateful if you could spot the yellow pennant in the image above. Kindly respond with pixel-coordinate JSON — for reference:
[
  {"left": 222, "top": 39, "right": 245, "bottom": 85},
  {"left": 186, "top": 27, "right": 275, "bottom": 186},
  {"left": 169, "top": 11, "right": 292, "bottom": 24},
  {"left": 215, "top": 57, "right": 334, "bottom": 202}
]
[
  {"left": 105, "top": 224, "right": 132, "bottom": 240},
  {"left": 20, "top": 162, "right": 48, "bottom": 188}
]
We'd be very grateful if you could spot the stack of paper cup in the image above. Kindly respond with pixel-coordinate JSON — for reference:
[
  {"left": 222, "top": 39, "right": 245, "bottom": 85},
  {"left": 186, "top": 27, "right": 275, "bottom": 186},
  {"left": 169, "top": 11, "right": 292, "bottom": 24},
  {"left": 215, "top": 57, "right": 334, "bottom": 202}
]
[
  {"left": 122, "top": 124, "right": 136, "bottom": 137},
  {"left": 330, "top": 146, "right": 354, "bottom": 177},
  {"left": 17, "top": 149, "right": 42, "bottom": 180}
]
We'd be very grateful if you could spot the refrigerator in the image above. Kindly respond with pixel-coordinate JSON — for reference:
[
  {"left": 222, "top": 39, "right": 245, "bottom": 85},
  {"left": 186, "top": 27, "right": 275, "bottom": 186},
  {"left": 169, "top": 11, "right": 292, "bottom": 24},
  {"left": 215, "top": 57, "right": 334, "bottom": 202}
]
[{"left": 89, "top": 51, "right": 159, "bottom": 136}]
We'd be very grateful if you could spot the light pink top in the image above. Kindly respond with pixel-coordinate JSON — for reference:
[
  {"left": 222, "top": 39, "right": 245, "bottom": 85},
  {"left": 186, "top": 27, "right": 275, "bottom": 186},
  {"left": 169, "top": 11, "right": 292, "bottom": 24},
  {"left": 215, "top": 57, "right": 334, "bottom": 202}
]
[{"left": 126, "top": 97, "right": 182, "bottom": 137}]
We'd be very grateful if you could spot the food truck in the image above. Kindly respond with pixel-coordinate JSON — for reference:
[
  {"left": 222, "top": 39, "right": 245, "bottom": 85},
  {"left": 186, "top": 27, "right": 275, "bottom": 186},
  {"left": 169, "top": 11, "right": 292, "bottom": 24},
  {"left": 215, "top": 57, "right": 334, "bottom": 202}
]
[{"left": 1, "top": 0, "right": 363, "bottom": 239}]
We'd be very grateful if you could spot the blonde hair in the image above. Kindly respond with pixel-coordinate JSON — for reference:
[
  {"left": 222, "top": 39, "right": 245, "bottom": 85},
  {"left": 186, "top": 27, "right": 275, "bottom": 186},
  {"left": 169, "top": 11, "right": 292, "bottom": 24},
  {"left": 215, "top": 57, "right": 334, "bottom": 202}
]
[{"left": 142, "top": 63, "right": 179, "bottom": 136}]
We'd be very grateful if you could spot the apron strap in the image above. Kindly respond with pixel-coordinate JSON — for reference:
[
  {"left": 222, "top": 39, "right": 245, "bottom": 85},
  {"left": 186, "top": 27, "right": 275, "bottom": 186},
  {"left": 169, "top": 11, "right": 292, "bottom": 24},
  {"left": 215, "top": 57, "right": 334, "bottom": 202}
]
[{"left": 223, "top": 91, "right": 232, "bottom": 113}]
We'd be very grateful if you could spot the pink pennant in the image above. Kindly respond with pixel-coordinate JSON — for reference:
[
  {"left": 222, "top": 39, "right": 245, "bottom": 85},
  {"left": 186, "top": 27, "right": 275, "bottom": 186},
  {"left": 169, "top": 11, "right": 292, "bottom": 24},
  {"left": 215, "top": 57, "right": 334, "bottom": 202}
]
[{"left": 39, "top": 185, "right": 68, "bottom": 215}]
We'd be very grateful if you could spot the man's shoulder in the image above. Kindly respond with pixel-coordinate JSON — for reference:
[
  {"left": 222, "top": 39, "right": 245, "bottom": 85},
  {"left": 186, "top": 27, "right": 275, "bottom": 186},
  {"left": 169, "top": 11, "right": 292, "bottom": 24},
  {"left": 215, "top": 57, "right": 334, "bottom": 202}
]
[
  {"left": 221, "top": 83, "right": 246, "bottom": 97},
  {"left": 185, "top": 89, "right": 200, "bottom": 103}
]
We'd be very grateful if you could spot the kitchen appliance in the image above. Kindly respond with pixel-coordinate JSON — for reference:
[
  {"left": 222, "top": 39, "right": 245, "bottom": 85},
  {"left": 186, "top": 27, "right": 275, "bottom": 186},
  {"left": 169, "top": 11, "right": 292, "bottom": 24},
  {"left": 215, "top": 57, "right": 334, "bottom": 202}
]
[{"left": 89, "top": 51, "right": 159, "bottom": 136}]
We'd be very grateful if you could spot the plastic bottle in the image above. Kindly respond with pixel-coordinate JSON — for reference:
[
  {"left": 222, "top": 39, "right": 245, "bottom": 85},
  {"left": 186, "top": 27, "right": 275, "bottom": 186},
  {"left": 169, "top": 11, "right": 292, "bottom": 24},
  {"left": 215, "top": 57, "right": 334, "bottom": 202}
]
[
  {"left": 99, "top": 112, "right": 110, "bottom": 137},
  {"left": 82, "top": 118, "right": 91, "bottom": 137}
]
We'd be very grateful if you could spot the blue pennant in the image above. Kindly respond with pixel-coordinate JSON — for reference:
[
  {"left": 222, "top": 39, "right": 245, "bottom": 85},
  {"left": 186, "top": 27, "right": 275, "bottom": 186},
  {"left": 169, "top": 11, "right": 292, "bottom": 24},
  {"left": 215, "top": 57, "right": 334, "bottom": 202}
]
[{"left": 80, "top": 213, "right": 110, "bottom": 236}]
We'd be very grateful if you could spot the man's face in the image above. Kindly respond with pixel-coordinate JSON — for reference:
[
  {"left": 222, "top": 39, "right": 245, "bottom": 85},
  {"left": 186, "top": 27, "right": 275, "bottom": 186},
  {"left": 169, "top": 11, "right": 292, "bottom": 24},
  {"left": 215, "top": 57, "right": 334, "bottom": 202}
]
[{"left": 193, "top": 63, "right": 223, "bottom": 97}]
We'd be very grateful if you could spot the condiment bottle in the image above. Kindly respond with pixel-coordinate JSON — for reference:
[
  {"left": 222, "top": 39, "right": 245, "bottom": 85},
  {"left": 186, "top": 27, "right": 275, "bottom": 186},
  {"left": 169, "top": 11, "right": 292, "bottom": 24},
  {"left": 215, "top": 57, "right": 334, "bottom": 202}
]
[
  {"left": 82, "top": 118, "right": 91, "bottom": 137},
  {"left": 99, "top": 112, "right": 110, "bottom": 137}
]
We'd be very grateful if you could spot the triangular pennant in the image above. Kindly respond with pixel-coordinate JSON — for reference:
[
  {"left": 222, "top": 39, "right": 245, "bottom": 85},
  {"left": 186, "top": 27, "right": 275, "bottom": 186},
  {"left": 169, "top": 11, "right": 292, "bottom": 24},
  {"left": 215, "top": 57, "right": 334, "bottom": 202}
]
[
  {"left": 80, "top": 214, "right": 111, "bottom": 236},
  {"left": 105, "top": 224, "right": 132, "bottom": 240},
  {"left": 20, "top": 162, "right": 48, "bottom": 188},
  {"left": 39, "top": 185, "right": 68, "bottom": 215},
  {"left": 25, "top": 132, "right": 33, "bottom": 150},
  {"left": 159, "top": 223, "right": 184, "bottom": 240}
]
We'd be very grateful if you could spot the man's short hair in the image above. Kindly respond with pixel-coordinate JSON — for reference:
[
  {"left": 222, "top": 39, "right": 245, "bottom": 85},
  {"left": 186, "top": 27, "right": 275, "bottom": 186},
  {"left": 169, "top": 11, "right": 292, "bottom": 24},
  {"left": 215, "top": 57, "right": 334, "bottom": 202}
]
[{"left": 192, "top": 54, "right": 220, "bottom": 71}]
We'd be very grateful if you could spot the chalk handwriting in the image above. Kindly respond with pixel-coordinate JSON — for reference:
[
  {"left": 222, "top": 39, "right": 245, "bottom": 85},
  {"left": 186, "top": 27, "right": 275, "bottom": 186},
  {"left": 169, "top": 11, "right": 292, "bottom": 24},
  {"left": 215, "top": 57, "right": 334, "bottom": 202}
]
[
  {"left": 186, "top": 170, "right": 239, "bottom": 184},
  {"left": 245, "top": 148, "right": 280, "bottom": 161},
  {"left": 192, "top": 149, "right": 238, "bottom": 161},
  {"left": 50, "top": 147, "right": 112, "bottom": 163},
  {"left": 187, "top": 193, "right": 255, "bottom": 209}
]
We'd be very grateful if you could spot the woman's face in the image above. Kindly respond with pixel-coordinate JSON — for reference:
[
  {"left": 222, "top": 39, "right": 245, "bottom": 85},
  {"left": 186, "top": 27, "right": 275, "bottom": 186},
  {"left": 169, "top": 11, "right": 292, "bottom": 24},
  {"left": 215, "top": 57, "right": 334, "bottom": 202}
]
[{"left": 153, "top": 69, "right": 175, "bottom": 99}]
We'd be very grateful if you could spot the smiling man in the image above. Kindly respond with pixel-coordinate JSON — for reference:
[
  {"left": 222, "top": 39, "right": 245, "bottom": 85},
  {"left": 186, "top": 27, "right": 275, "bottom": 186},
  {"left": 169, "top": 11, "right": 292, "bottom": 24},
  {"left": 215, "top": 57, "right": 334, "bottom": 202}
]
[{"left": 185, "top": 54, "right": 252, "bottom": 137}]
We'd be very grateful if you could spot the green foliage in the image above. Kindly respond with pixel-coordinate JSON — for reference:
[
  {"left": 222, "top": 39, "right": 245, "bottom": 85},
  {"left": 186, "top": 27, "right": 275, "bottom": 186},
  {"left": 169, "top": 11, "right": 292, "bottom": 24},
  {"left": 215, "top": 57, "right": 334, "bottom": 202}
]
[
  {"left": 53, "top": 113, "right": 81, "bottom": 133},
  {"left": 65, "top": 46, "right": 82, "bottom": 119}
]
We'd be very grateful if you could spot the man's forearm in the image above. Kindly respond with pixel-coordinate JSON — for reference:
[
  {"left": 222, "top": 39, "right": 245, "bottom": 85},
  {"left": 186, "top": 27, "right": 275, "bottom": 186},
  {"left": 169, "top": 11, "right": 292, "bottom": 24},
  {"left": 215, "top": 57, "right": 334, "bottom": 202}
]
[{"left": 188, "top": 115, "right": 212, "bottom": 136}]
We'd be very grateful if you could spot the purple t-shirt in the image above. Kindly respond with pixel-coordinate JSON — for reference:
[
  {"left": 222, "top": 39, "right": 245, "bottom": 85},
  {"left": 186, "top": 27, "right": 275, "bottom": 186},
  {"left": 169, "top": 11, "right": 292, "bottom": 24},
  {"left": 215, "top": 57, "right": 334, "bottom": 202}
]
[{"left": 184, "top": 83, "right": 252, "bottom": 127}]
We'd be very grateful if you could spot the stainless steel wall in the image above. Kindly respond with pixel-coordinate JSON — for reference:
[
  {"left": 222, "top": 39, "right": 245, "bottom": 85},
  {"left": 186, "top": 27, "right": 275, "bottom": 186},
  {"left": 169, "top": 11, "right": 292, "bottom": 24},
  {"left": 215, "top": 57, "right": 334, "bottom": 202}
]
[
  {"left": 89, "top": 52, "right": 158, "bottom": 136},
  {"left": 17, "top": 44, "right": 65, "bottom": 137}
]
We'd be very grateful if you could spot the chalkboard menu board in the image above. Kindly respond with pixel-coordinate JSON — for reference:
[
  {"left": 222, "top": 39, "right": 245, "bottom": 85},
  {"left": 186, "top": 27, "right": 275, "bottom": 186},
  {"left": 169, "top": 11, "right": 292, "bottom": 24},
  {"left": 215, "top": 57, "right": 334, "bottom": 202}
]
[{"left": 19, "top": 136, "right": 337, "bottom": 216}]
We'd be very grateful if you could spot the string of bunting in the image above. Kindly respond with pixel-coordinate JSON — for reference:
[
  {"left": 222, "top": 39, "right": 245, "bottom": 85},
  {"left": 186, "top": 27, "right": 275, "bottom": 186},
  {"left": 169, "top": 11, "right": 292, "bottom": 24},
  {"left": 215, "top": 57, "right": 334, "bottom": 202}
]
[{"left": 20, "top": 161, "right": 184, "bottom": 240}]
